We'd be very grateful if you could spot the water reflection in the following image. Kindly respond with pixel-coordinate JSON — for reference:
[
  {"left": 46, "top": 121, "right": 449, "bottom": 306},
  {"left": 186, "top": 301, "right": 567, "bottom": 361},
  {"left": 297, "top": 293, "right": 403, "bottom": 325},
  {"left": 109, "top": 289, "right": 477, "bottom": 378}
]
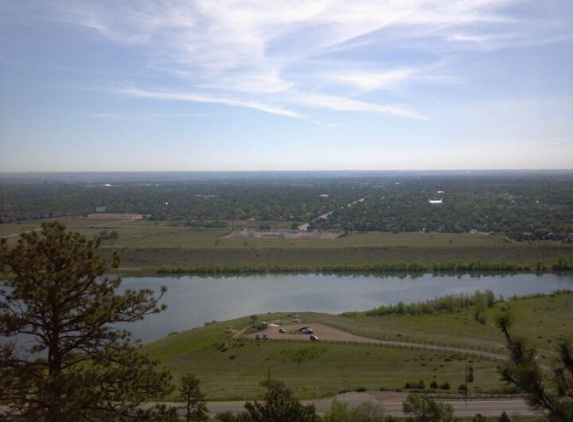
[{"left": 119, "top": 273, "right": 573, "bottom": 343}]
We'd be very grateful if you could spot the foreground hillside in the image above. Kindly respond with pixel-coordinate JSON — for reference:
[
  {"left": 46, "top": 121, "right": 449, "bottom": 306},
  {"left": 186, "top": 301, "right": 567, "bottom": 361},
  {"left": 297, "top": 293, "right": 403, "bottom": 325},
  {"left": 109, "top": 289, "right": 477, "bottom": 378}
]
[{"left": 142, "top": 292, "right": 573, "bottom": 400}]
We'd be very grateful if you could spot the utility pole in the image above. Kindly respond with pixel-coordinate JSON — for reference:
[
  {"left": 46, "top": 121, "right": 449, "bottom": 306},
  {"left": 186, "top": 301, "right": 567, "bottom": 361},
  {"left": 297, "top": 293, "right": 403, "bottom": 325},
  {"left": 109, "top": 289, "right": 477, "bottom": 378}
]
[{"left": 464, "top": 365, "right": 468, "bottom": 404}]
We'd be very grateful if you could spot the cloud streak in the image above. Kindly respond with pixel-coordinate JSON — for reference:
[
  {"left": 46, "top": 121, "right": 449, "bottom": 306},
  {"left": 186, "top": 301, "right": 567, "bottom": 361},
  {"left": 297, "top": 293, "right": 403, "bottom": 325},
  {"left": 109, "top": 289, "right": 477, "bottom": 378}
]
[
  {"left": 119, "top": 87, "right": 303, "bottom": 119},
  {"left": 52, "top": 0, "right": 571, "bottom": 119},
  {"left": 288, "top": 92, "right": 428, "bottom": 119}
]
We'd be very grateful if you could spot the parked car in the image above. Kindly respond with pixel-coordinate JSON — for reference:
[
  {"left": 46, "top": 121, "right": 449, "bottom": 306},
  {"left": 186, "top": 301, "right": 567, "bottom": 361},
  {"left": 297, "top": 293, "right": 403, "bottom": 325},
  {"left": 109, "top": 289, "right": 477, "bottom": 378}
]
[
  {"left": 255, "top": 334, "right": 261, "bottom": 340},
  {"left": 309, "top": 335, "right": 319, "bottom": 341},
  {"left": 298, "top": 326, "right": 310, "bottom": 332},
  {"left": 302, "top": 328, "right": 313, "bottom": 334},
  {"left": 263, "top": 334, "right": 269, "bottom": 340},
  {"left": 279, "top": 328, "right": 286, "bottom": 334}
]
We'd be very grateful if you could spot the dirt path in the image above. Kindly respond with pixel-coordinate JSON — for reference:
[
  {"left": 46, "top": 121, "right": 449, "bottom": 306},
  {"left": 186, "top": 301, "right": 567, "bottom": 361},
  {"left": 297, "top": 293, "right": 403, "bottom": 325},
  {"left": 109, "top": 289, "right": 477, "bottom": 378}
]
[
  {"left": 244, "top": 323, "right": 506, "bottom": 361},
  {"left": 0, "top": 227, "right": 42, "bottom": 239},
  {"left": 298, "top": 197, "right": 365, "bottom": 231}
]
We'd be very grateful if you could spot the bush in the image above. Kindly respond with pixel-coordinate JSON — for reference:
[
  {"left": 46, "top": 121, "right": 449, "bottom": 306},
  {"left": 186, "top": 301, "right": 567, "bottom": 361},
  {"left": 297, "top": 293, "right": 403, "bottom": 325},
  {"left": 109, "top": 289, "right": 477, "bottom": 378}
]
[{"left": 404, "top": 380, "right": 425, "bottom": 389}]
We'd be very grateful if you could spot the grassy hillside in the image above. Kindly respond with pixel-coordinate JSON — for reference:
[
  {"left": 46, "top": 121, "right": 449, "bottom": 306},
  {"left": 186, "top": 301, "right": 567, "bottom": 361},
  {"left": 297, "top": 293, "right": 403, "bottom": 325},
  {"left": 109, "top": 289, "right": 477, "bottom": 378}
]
[
  {"left": 322, "top": 292, "right": 573, "bottom": 357},
  {"left": 142, "top": 292, "right": 573, "bottom": 401}
]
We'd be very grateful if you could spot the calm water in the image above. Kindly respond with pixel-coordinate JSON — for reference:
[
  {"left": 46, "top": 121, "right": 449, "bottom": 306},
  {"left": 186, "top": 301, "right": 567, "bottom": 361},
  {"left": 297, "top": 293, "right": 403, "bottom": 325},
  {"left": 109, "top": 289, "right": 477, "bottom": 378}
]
[{"left": 120, "top": 273, "right": 573, "bottom": 343}]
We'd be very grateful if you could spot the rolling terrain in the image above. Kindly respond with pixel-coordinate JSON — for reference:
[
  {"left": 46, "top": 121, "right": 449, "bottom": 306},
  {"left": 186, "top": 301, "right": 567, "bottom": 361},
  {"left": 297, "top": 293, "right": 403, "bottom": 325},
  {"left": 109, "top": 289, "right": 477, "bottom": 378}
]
[{"left": 142, "top": 292, "right": 573, "bottom": 401}]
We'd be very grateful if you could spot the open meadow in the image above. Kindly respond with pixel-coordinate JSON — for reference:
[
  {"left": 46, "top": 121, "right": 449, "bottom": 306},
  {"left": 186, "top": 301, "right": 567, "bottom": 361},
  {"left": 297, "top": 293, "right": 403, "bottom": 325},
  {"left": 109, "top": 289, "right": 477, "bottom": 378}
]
[
  {"left": 142, "top": 292, "right": 573, "bottom": 401},
  {"left": 1, "top": 217, "right": 572, "bottom": 274}
]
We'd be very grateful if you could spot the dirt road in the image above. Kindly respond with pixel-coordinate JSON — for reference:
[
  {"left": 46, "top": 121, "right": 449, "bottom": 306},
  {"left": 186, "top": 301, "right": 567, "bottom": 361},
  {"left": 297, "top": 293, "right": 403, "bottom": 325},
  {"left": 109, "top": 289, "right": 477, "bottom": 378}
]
[{"left": 245, "top": 323, "right": 506, "bottom": 361}]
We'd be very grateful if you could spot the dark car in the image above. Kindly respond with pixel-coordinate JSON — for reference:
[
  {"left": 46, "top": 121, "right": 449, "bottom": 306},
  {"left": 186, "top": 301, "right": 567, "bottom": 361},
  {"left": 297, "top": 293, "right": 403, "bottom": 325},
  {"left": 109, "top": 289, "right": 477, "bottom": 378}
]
[
  {"left": 298, "top": 326, "right": 310, "bottom": 332},
  {"left": 279, "top": 328, "right": 286, "bottom": 333},
  {"left": 263, "top": 334, "right": 269, "bottom": 340},
  {"left": 302, "top": 328, "right": 313, "bottom": 334},
  {"left": 309, "top": 335, "right": 319, "bottom": 341},
  {"left": 255, "top": 334, "right": 261, "bottom": 340}
]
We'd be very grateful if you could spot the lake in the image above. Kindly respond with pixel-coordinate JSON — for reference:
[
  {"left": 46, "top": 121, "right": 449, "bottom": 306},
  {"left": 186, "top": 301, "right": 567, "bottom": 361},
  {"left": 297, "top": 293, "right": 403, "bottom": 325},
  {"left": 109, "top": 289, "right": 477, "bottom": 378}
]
[{"left": 120, "top": 273, "right": 573, "bottom": 343}]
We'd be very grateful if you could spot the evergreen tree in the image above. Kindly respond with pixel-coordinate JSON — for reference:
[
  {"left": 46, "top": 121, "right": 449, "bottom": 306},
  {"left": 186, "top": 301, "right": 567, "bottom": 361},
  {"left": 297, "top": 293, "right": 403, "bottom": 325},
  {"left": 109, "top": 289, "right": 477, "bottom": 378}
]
[
  {"left": 0, "top": 222, "right": 177, "bottom": 422},
  {"left": 242, "top": 379, "right": 319, "bottom": 422},
  {"left": 179, "top": 373, "right": 209, "bottom": 422},
  {"left": 498, "top": 412, "right": 511, "bottom": 422},
  {"left": 495, "top": 312, "right": 573, "bottom": 422},
  {"left": 402, "top": 393, "right": 454, "bottom": 422}
]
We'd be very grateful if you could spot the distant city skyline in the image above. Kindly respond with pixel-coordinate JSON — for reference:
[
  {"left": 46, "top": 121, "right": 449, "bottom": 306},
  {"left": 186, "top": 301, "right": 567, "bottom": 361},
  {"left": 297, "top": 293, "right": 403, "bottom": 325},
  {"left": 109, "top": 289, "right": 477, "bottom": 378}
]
[{"left": 1, "top": 0, "right": 572, "bottom": 172}]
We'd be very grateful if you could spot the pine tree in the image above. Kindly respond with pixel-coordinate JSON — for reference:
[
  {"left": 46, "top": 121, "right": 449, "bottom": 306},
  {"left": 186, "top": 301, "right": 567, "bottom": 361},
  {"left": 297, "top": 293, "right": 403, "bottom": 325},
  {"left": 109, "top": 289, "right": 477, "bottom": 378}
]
[
  {"left": 242, "top": 379, "right": 319, "bottom": 422},
  {"left": 0, "top": 222, "right": 177, "bottom": 422},
  {"left": 402, "top": 393, "right": 454, "bottom": 422},
  {"left": 179, "top": 373, "right": 209, "bottom": 421},
  {"left": 495, "top": 312, "right": 573, "bottom": 422}
]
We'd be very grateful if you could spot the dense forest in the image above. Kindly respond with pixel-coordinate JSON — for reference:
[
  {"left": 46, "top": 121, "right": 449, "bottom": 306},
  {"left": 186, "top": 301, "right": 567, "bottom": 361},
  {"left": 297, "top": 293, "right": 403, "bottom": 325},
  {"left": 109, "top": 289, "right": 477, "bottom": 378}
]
[{"left": 1, "top": 171, "right": 572, "bottom": 241}]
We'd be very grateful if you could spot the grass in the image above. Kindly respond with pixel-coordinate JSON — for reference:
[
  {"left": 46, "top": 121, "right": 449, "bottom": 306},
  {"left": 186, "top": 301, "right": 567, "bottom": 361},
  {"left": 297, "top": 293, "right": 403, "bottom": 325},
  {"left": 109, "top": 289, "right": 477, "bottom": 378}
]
[
  {"left": 146, "top": 328, "right": 502, "bottom": 401},
  {"left": 142, "top": 292, "right": 573, "bottom": 401},
  {"left": 318, "top": 292, "right": 573, "bottom": 357},
  {"left": 0, "top": 217, "right": 539, "bottom": 248},
  {"left": 2, "top": 217, "right": 572, "bottom": 274},
  {"left": 100, "top": 244, "right": 572, "bottom": 276}
]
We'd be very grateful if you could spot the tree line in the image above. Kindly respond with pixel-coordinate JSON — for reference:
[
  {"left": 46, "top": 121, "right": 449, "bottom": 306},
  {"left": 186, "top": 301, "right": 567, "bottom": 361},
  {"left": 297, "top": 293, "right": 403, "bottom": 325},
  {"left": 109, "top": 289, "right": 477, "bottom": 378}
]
[
  {"left": 2, "top": 172, "right": 572, "bottom": 241},
  {"left": 156, "top": 257, "right": 573, "bottom": 275},
  {"left": 364, "top": 289, "right": 496, "bottom": 318}
]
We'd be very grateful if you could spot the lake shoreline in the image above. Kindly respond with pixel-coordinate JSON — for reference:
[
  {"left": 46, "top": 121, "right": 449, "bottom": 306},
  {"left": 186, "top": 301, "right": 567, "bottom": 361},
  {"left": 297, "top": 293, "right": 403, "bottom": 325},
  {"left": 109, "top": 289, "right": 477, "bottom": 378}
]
[
  {"left": 120, "top": 273, "right": 573, "bottom": 344},
  {"left": 112, "top": 268, "right": 573, "bottom": 278}
]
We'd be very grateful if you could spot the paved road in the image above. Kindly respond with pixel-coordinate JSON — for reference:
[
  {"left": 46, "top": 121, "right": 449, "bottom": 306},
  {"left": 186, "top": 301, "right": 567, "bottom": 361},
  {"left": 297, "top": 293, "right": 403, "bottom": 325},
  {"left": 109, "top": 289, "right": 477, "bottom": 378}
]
[
  {"left": 3, "top": 394, "right": 534, "bottom": 419},
  {"left": 203, "top": 392, "right": 534, "bottom": 417}
]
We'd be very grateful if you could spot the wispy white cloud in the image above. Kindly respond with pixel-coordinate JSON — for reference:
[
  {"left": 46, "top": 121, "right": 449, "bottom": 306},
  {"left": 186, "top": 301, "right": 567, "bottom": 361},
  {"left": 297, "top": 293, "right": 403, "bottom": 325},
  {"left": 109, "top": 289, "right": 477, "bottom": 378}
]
[
  {"left": 87, "top": 113, "right": 138, "bottom": 121},
  {"left": 288, "top": 91, "right": 427, "bottom": 119},
  {"left": 119, "top": 87, "right": 303, "bottom": 119},
  {"left": 329, "top": 69, "right": 416, "bottom": 92},
  {"left": 51, "top": 0, "right": 570, "bottom": 119},
  {"left": 87, "top": 112, "right": 208, "bottom": 121}
]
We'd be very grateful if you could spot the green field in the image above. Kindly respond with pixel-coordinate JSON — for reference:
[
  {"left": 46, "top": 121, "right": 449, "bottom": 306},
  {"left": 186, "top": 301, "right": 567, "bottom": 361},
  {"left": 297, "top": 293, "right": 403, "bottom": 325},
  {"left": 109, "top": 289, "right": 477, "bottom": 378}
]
[
  {"left": 1, "top": 218, "right": 512, "bottom": 248},
  {"left": 142, "top": 292, "right": 573, "bottom": 401},
  {"left": 319, "top": 292, "right": 573, "bottom": 358},
  {"left": 144, "top": 322, "right": 503, "bottom": 401},
  {"left": 2, "top": 217, "right": 572, "bottom": 275},
  {"left": 10, "top": 218, "right": 573, "bottom": 266}
]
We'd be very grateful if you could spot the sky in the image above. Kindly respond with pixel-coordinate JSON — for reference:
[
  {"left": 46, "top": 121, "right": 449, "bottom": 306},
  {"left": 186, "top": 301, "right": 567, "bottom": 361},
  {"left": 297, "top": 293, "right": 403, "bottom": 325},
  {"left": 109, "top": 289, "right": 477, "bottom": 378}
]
[{"left": 0, "top": 0, "right": 572, "bottom": 172}]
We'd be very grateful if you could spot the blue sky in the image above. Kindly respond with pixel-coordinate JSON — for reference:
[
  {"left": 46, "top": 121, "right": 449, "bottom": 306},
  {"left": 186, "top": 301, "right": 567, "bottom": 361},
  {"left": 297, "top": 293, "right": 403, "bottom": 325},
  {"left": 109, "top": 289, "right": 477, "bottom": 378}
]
[{"left": 1, "top": 0, "right": 572, "bottom": 171}]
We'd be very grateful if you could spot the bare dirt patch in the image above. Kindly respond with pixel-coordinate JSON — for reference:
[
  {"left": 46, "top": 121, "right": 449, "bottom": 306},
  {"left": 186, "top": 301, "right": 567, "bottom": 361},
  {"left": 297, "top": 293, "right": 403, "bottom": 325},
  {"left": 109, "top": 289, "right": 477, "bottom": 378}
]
[
  {"left": 85, "top": 213, "right": 148, "bottom": 220},
  {"left": 223, "top": 229, "right": 342, "bottom": 239},
  {"left": 244, "top": 323, "right": 506, "bottom": 361}
]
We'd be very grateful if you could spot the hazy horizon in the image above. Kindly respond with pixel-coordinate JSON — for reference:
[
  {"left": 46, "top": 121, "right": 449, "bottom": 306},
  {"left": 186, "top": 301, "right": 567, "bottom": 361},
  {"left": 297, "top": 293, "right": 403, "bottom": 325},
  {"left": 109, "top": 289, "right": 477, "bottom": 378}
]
[
  {"left": 2, "top": 168, "right": 571, "bottom": 183},
  {"left": 1, "top": 1, "right": 572, "bottom": 172}
]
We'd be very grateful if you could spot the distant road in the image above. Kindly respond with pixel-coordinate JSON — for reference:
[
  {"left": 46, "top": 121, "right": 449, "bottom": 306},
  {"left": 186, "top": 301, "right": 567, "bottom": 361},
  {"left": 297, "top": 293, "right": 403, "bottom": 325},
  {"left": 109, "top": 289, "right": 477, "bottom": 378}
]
[
  {"left": 0, "top": 227, "right": 42, "bottom": 239},
  {"left": 201, "top": 392, "right": 534, "bottom": 417},
  {"left": 299, "top": 197, "right": 365, "bottom": 231},
  {"left": 2, "top": 394, "right": 537, "bottom": 419}
]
